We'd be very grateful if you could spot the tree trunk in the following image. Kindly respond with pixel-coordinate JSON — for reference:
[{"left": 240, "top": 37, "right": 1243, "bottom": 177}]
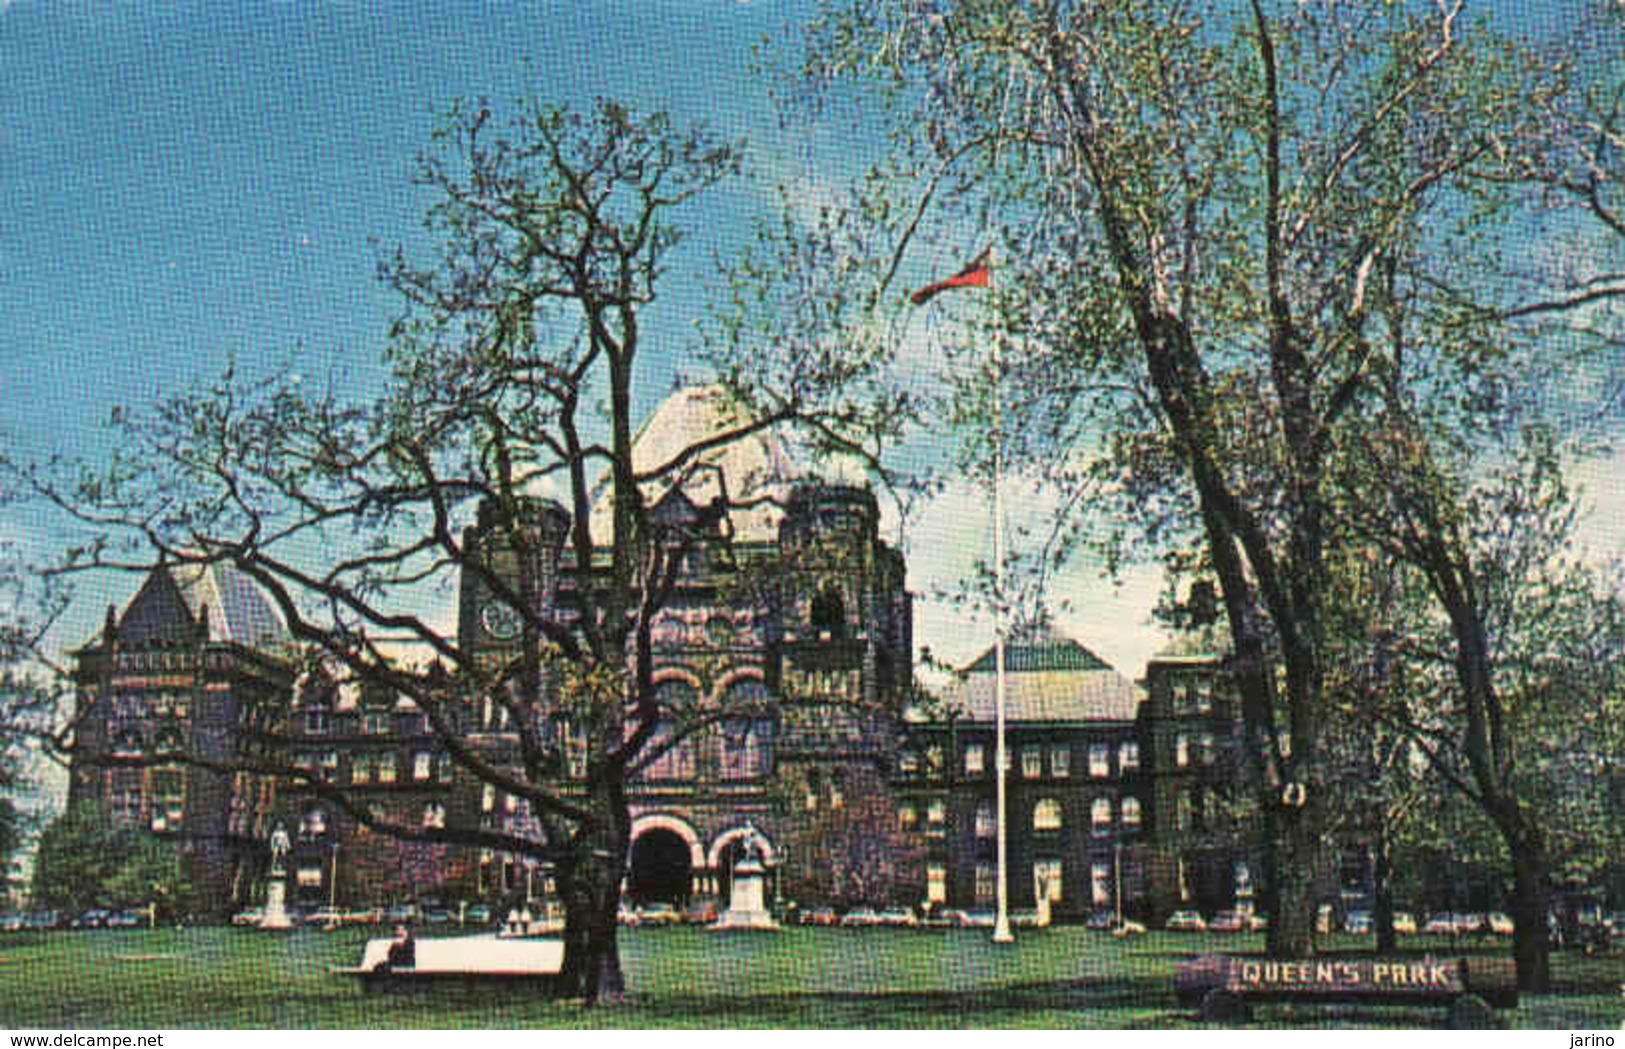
[
  {"left": 1269, "top": 803, "right": 1319, "bottom": 957},
  {"left": 1501, "top": 814, "right": 1552, "bottom": 994},
  {"left": 1373, "top": 823, "right": 1397, "bottom": 954},
  {"left": 556, "top": 785, "right": 630, "bottom": 1006}
]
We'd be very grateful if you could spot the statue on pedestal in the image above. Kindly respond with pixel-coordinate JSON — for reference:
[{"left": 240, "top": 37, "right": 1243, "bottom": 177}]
[
  {"left": 710, "top": 822, "right": 779, "bottom": 932},
  {"left": 259, "top": 822, "right": 295, "bottom": 930}
]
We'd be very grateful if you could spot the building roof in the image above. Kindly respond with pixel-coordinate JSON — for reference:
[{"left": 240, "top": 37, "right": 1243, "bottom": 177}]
[
  {"left": 587, "top": 385, "right": 866, "bottom": 545},
  {"left": 108, "top": 561, "right": 289, "bottom": 649},
  {"left": 943, "top": 628, "right": 1143, "bottom": 724}
]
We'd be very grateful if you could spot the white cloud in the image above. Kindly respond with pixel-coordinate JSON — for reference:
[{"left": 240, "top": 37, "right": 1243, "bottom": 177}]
[
  {"left": 1571, "top": 446, "right": 1625, "bottom": 563},
  {"left": 902, "top": 473, "right": 1168, "bottom": 677}
]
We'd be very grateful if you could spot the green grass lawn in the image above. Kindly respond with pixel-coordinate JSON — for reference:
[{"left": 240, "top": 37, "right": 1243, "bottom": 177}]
[{"left": 0, "top": 926, "right": 1618, "bottom": 1029}]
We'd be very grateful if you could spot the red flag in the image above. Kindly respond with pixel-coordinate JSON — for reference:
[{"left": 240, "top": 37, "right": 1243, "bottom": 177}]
[{"left": 909, "top": 249, "right": 992, "bottom": 305}]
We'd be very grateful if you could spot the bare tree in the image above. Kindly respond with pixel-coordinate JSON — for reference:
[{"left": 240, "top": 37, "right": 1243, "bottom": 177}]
[{"left": 10, "top": 98, "right": 898, "bottom": 1005}]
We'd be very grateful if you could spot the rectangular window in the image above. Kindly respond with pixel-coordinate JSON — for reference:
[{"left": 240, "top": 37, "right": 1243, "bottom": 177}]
[
  {"left": 482, "top": 784, "right": 496, "bottom": 813},
  {"left": 296, "top": 865, "right": 323, "bottom": 889},
  {"left": 1033, "top": 859, "right": 1062, "bottom": 903},
  {"left": 1088, "top": 743, "right": 1110, "bottom": 778},
  {"left": 926, "top": 864, "right": 947, "bottom": 905},
  {"left": 974, "top": 863, "right": 997, "bottom": 905},
  {"left": 318, "top": 751, "right": 339, "bottom": 782},
  {"left": 363, "top": 712, "right": 390, "bottom": 735},
  {"left": 1174, "top": 734, "right": 1189, "bottom": 768},
  {"left": 413, "top": 751, "right": 433, "bottom": 781},
  {"left": 377, "top": 752, "right": 396, "bottom": 784},
  {"left": 304, "top": 709, "right": 330, "bottom": 735},
  {"left": 1198, "top": 732, "right": 1215, "bottom": 765},
  {"left": 974, "top": 800, "right": 995, "bottom": 839},
  {"left": 925, "top": 798, "right": 945, "bottom": 834},
  {"left": 1092, "top": 863, "right": 1112, "bottom": 907},
  {"left": 1021, "top": 745, "right": 1042, "bottom": 779},
  {"left": 1050, "top": 745, "right": 1071, "bottom": 779},
  {"left": 898, "top": 804, "right": 917, "bottom": 831},
  {"left": 350, "top": 753, "right": 372, "bottom": 785},
  {"left": 964, "top": 743, "right": 985, "bottom": 776},
  {"left": 1119, "top": 740, "right": 1139, "bottom": 772}
]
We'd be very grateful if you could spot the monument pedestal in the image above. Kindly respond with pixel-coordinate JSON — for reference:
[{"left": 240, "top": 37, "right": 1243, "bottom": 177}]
[
  {"left": 259, "top": 876, "right": 294, "bottom": 930},
  {"left": 710, "top": 856, "right": 778, "bottom": 932}
]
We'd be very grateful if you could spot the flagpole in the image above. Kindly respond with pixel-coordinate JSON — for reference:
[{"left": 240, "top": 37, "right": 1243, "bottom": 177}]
[{"left": 991, "top": 328, "right": 1013, "bottom": 946}]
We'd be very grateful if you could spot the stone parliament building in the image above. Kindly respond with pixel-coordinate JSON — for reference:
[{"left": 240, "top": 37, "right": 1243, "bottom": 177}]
[{"left": 68, "top": 387, "right": 1267, "bottom": 925}]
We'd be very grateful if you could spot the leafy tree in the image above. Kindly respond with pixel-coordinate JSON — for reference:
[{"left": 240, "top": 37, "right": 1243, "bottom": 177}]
[
  {"left": 787, "top": 0, "right": 1563, "bottom": 957},
  {"left": 10, "top": 98, "right": 894, "bottom": 1005},
  {"left": 1340, "top": 413, "right": 1625, "bottom": 989},
  {"left": 30, "top": 798, "right": 125, "bottom": 913}
]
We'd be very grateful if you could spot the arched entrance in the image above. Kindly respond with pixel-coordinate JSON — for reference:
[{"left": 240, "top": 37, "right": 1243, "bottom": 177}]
[
  {"left": 708, "top": 827, "right": 777, "bottom": 908},
  {"left": 628, "top": 828, "right": 693, "bottom": 905}
]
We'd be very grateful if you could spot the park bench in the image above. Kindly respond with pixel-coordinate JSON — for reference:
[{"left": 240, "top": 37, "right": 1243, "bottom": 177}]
[
  {"left": 332, "top": 934, "right": 566, "bottom": 994},
  {"left": 1174, "top": 954, "right": 1518, "bottom": 1029}
]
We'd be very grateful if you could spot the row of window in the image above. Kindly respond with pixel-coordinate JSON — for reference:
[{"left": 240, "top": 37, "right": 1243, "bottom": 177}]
[
  {"left": 923, "top": 858, "right": 1121, "bottom": 907},
  {"left": 899, "top": 795, "right": 1143, "bottom": 835},
  {"left": 1171, "top": 732, "right": 1218, "bottom": 768},
  {"left": 904, "top": 740, "right": 1141, "bottom": 780},
  {"left": 299, "top": 709, "right": 411, "bottom": 736},
  {"left": 292, "top": 749, "right": 450, "bottom": 784}
]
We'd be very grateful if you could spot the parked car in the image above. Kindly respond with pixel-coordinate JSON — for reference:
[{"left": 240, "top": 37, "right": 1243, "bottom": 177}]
[
  {"left": 230, "top": 907, "right": 265, "bottom": 927},
  {"left": 71, "top": 909, "right": 110, "bottom": 930},
  {"left": 1085, "top": 910, "right": 1117, "bottom": 932},
  {"left": 1009, "top": 909, "right": 1047, "bottom": 929},
  {"left": 25, "top": 911, "right": 62, "bottom": 931},
  {"left": 636, "top": 902, "right": 683, "bottom": 927},
  {"left": 1208, "top": 911, "right": 1247, "bottom": 933},
  {"left": 616, "top": 904, "right": 640, "bottom": 927},
  {"left": 1165, "top": 910, "right": 1207, "bottom": 932},
  {"left": 422, "top": 908, "right": 453, "bottom": 925},
  {"left": 1423, "top": 912, "right": 1464, "bottom": 935},
  {"left": 1111, "top": 919, "right": 1147, "bottom": 937},
  {"left": 0, "top": 913, "right": 25, "bottom": 932},
  {"left": 105, "top": 910, "right": 143, "bottom": 929},
  {"left": 955, "top": 909, "right": 997, "bottom": 929},
  {"left": 799, "top": 906, "right": 836, "bottom": 927},
  {"left": 463, "top": 904, "right": 493, "bottom": 926},
  {"left": 1344, "top": 910, "right": 1373, "bottom": 935},
  {"left": 1392, "top": 911, "right": 1418, "bottom": 935},
  {"left": 1486, "top": 912, "right": 1515, "bottom": 936},
  {"left": 1245, "top": 913, "right": 1269, "bottom": 931},
  {"left": 876, "top": 908, "right": 919, "bottom": 928},
  {"left": 839, "top": 907, "right": 881, "bottom": 927},
  {"left": 304, "top": 906, "right": 345, "bottom": 927},
  {"left": 383, "top": 904, "right": 420, "bottom": 925},
  {"left": 683, "top": 900, "right": 720, "bottom": 925}
]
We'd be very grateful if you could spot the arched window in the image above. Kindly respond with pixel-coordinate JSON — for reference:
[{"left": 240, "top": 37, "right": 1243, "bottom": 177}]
[
  {"left": 641, "top": 681, "right": 700, "bottom": 781},
  {"left": 1121, "top": 795, "right": 1142, "bottom": 827},
  {"left": 421, "top": 802, "right": 446, "bottom": 829},
  {"left": 810, "top": 586, "right": 846, "bottom": 640},
  {"left": 1033, "top": 798, "right": 1064, "bottom": 832},
  {"left": 1091, "top": 797, "right": 1113, "bottom": 832}
]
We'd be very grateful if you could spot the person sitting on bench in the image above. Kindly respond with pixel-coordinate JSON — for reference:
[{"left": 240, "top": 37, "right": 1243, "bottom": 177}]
[{"left": 375, "top": 924, "right": 416, "bottom": 971}]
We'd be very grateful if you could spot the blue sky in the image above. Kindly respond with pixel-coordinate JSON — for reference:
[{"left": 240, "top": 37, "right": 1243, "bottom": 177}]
[{"left": 1, "top": 0, "right": 1620, "bottom": 688}]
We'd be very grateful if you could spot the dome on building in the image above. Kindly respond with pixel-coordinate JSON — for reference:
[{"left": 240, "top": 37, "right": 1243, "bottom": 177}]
[
  {"left": 588, "top": 385, "right": 868, "bottom": 545},
  {"left": 169, "top": 561, "right": 290, "bottom": 648}
]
